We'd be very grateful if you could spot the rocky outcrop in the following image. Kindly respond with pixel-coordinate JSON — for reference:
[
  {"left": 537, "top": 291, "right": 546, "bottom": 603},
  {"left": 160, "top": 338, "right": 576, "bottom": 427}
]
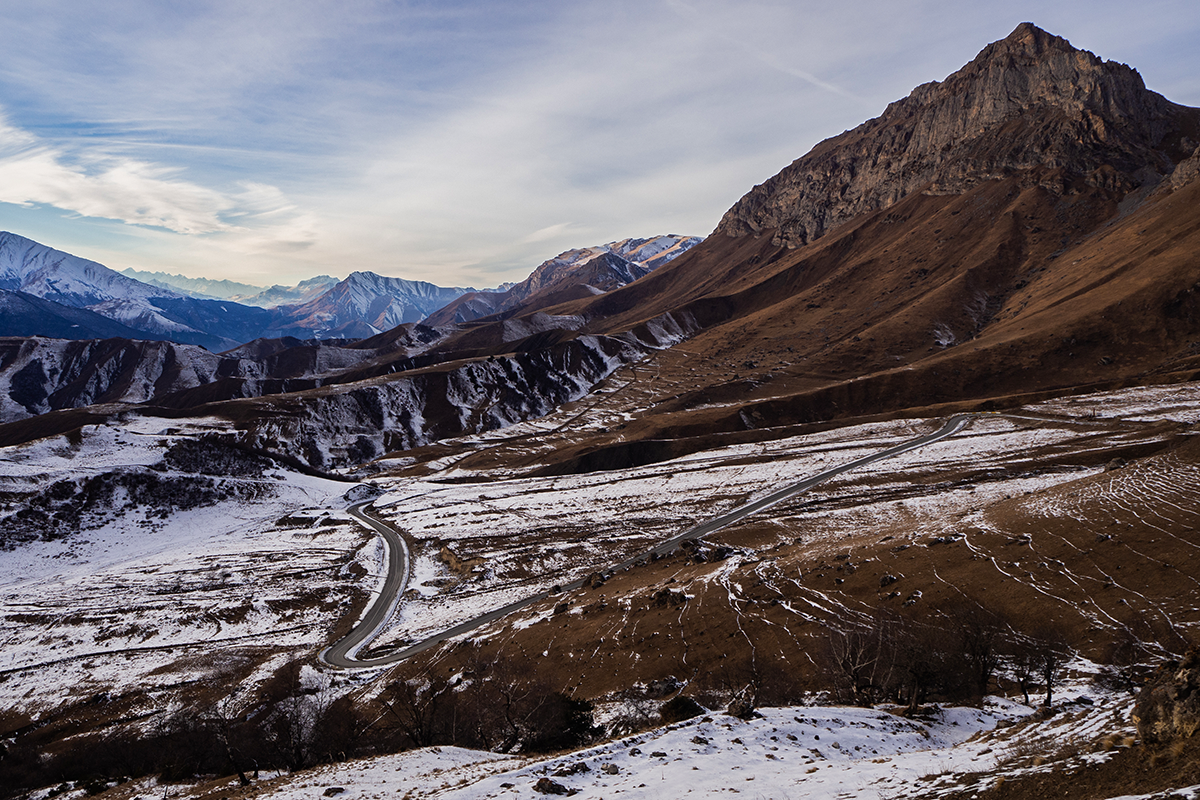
[
  {"left": 0, "top": 337, "right": 229, "bottom": 421},
  {"left": 0, "top": 335, "right": 404, "bottom": 423},
  {"left": 1133, "top": 650, "right": 1200, "bottom": 745},
  {"left": 229, "top": 331, "right": 648, "bottom": 468},
  {"left": 1167, "top": 144, "right": 1200, "bottom": 191},
  {"left": 715, "top": 23, "right": 1200, "bottom": 249}
]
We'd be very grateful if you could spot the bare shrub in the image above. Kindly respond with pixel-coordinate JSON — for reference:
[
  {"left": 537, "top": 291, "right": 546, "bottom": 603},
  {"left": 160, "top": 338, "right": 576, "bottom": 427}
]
[{"left": 824, "top": 610, "right": 900, "bottom": 706}]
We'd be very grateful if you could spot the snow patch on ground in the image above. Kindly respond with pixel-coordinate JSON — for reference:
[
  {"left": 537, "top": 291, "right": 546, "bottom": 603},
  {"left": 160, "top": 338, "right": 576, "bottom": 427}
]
[{"left": 240, "top": 688, "right": 1139, "bottom": 800}]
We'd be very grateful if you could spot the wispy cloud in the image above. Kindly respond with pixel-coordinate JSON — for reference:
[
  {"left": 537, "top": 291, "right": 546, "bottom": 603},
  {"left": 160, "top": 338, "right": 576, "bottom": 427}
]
[
  {"left": 522, "top": 223, "right": 579, "bottom": 244},
  {"left": 663, "top": 0, "right": 859, "bottom": 100},
  {"left": 0, "top": 116, "right": 235, "bottom": 235},
  {"left": 0, "top": 112, "right": 319, "bottom": 274}
]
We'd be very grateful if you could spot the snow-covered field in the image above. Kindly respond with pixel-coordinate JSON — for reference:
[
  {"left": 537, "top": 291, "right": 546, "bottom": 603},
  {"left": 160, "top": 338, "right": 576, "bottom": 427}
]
[
  {"left": 140, "top": 672, "right": 1140, "bottom": 800},
  {"left": 362, "top": 400, "right": 1196, "bottom": 652},
  {"left": 1, "top": 380, "right": 1196, "bottom": 771},
  {"left": 0, "top": 416, "right": 372, "bottom": 716}
]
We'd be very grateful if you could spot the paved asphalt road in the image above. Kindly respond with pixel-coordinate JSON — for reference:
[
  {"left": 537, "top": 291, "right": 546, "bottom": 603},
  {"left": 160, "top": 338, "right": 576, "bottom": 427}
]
[
  {"left": 320, "top": 502, "right": 412, "bottom": 668},
  {"left": 321, "top": 414, "right": 973, "bottom": 669}
]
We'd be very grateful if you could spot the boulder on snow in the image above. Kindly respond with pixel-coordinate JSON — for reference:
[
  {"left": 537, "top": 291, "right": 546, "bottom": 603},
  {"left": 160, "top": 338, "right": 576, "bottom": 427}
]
[
  {"left": 727, "top": 684, "right": 758, "bottom": 720},
  {"left": 533, "top": 777, "right": 571, "bottom": 795},
  {"left": 553, "top": 762, "right": 590, "bottom": 777},
  {"left": 660, "top": 695, "right": 705, "bottom": 723}
]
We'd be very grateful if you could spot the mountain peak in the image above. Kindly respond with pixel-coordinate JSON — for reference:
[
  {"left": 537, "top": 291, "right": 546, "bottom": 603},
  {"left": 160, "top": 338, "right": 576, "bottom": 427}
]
[
  {"left": 997, "top": 21, "right": 1072, "bottom": 55},
  {"left": 714, "top": 24, "right": 1197, "bottom": 249}
]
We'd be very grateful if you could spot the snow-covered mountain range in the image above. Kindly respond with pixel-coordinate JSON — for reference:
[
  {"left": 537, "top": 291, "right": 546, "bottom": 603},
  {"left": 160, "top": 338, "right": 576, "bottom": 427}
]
[
  {"left": 1, "top": 231, "right": 695, "bottom": 349},
  {"left": 120, "top": 268, "right": 339, "bottom": 307},
  {"left": 272, "top": 271, "right": 477, "bottom": 339},
  {"left": 425, "top": 235, "right": 701, "bottom": 325},
  {"left": 0, "top": 231, "right": 269, "bottom": 349},
  {"left": 234, "top": 275, "right": 339, "bottom": 307}
]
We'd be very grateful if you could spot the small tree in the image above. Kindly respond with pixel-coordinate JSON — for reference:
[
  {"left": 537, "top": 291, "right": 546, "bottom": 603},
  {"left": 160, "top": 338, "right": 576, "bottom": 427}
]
[
  {"left": 1006, "top": 622, "right": 1071, "bottom": 707},
  {"left": 952, "top": 603, "right": 1005, "bottom": 700},
  {"left": 380, "top": 676, "right": 455, "bottom": 749},
  {"left": 1097, "top": 622, "right": 1153, "bottom": 693},
  {"left": 1008, "top": 639, "right": 1037, "bottom": 706},
  {"left": 259, "top": 662, "right": 336, "bottom": 771},
  {"left": 825, "top": 610, "right": 898, "bottom": 706},
  {"left": 890, "top": 615, "right": 968, "bottom": 713},
  {"left": 1036, "top": 631, "right": 1070, "bottom": 707}
]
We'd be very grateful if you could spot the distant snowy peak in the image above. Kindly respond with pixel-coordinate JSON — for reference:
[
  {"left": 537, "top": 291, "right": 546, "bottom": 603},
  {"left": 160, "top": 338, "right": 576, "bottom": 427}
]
[
  {"left": 231, "top": 275, "right": 338, "bottom": 308},
  {"left": 606, "top": 235, "right": 704, "bottom": 270},
  {"left": 0, "top": 231, "right": 183, "bottom": 307},
  {"left": 268, "top": 271, "right": 477, "bottom": 337},
  {"left": 119, "top": 268, "right": 262, "bottom": 301},
  {"left": 118, "top": 268, "right": 339, "bottom": 308},
  {"left": 341, "top": 271, "right": 476, "bottom": 302},
  {"left": 423, "top": 234, "right": 700, "bottom": 326},
  {"left": 525, "top": 234, "right": 700, "bottom": 294}
]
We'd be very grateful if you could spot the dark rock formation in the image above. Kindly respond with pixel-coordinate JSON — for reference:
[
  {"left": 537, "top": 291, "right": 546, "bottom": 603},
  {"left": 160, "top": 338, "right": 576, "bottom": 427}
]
[
  {"left": 659, "top": 695, "right": 705, "bottom": 724},
  {"left": 1133, "top": 649, "right": 1200, "bottom": 745},
  {"left": 533, "top": 777, "right": 570, "bottom": 795},
  {"left": 726, "top": 685, "right": 758, "bottom": 720}
]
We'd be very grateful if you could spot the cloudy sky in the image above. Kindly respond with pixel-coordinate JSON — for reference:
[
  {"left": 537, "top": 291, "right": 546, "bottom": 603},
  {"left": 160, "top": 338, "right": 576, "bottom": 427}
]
[{"left": 0, "top": 1, "right": 1197, "bottom": 288}]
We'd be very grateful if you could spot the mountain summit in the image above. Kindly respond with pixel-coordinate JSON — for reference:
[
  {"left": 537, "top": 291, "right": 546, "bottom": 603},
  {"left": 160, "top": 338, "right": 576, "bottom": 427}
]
[{"left": 715, "top": 22, "right": 1199, "bottom": 248}]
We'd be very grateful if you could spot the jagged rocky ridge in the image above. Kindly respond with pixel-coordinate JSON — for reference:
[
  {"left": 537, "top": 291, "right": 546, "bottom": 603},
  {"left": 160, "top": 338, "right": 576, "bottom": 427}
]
[
  {"left": 0, "top": 326, "right": 455, "bottom": 424},
  {"left": 0, "top": 310, "right": 695, "bottom": 468},
  {"left": 230, "top": 331, "right": 654, "bottom": 468},
  {"left": 715, "top": 22, "right": 1200, "bottom": 248}
]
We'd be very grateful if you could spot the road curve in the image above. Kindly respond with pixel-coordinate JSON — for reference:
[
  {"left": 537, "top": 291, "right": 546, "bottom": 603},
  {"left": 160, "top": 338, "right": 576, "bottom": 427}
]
[
  {"left": 320, "top": 502, "right": 412, "bottom": 668},
  {"left": 322, "top": 414, "right": 973, "bottom": 669}
]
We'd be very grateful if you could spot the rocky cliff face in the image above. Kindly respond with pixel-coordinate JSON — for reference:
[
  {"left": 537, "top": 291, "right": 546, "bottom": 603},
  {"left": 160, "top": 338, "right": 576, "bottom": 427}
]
[
  {"left": 0, "top": 335, "right": 406, "bottom": 423},
  {"left": 715, "top": 23, "right": 1200, "bottom": 248},
  {"left": 1134, "top": 649, "right": 1200, "bottom": 745},
  {"left": 232, "top": 332, "right": 645, "bottom": 468}
]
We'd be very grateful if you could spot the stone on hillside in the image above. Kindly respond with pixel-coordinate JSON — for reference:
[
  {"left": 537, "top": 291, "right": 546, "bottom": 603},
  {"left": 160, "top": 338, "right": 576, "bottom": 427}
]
[
  {"left": 1133, "top": 649, "right": 1200, "bottom": 745},
  {"left": 533, "top": 776, "right": 570, "bottom": 795}
]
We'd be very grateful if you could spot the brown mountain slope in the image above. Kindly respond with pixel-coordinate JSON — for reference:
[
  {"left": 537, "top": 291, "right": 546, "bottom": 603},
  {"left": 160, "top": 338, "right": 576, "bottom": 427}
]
[
  {"left": 533, "top": 23, "right": 1199, "bottom": 340},
  {"left": 424, "top": 160, "right": 1198, "bottom": 478},
  {"left": 408, "top": 24, "right": 1200, "bottom": 475},
  {"left": 5, "top": 24, "right": 1197, "bottom": 478}
]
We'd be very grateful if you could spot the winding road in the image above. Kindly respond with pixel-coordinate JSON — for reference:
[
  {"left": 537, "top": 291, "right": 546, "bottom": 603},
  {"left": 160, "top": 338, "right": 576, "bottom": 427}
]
[
  {"left": 320, "top": 414, "right": 974, "bottom": 669},
  {"left": 320, "top": 502, "right": 412, "bottom": 668}
]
